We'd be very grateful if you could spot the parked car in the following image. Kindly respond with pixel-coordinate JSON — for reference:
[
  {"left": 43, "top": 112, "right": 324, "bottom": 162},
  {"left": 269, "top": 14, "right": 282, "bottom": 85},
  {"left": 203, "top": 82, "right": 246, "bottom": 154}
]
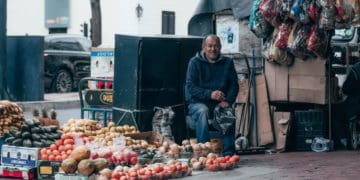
[
  {"left": 44, "top": 34, "right": 91, "bottom": 93},
  {"left": 331, "top": 26, "right": 360, "bottom": 66}
]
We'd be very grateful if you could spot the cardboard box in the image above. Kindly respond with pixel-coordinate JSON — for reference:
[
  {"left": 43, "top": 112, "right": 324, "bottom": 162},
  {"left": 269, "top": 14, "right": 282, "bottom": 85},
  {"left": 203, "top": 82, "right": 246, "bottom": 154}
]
[
  {"left": 289, "top": 57, "right": 326, "bottom": 76},
  {"left": 255, "top": 74, "right": 274, "bottom": 146},
  {"left": 289, "top": 76, "right": 327, "bottom": 104},
  {"left": 272, "top": 112, "right": 291, "bottom": 152},
  {"left": 55, "top": 174, "right": 96, "bottom": 180},
  {"left": 264, "top": 61, "right": 289, "bottom": 102},
  {"left": 0, "top": 165, "right": 36, "bottom": 180},
  {"left": 1, "top": 145, "right": 39, "bottom": 168},
  {"left": 289, "top": 58, "right": 328, "bottom": 104},
  {"left": 37, "top": 160, "right": 62, "bottom": 180}
]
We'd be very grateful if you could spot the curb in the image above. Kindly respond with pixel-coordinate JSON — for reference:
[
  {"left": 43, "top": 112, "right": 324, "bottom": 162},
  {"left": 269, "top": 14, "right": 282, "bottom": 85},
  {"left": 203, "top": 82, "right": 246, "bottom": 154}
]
[{"left": 16, "top": 100, "right": 80, "bottom": 112}]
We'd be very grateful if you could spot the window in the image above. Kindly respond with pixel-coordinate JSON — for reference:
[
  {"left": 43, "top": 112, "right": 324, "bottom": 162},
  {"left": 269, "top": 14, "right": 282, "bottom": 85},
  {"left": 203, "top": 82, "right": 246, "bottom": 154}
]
[
  {"left": 162, "top": 11, "right": 175, "bottom": 35},
  {"left": 46, "top": 38, "right": 83, "bottom": 51},
  {"left": 49, "top": 28, "right": 67, "bottom": 34}
]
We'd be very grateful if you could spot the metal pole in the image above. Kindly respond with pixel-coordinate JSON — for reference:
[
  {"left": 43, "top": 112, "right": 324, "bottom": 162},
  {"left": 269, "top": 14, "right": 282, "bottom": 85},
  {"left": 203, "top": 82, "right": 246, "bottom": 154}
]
[
  {"left": 0, "top": 0, "right": 6, "bottom": 99},
  {"left": 252, "top": 49, "right": 258, "bottom": 146}
]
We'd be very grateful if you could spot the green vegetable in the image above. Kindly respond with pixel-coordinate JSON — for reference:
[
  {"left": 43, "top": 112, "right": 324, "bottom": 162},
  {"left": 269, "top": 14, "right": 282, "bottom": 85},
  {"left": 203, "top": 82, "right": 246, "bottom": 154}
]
[
  {"left": 25, "top": 120, "right": 35, "bottom": 127},
  {"left": 5, "top": 137, "right": 15, "bottom": 144},
  {"left": 22, "top": 139, "right": 33, "bottom": 147},
  {"left": 39, "top": 134, "right": 46, "bottom": 139},
  {"left": 22, "top": 132, "right": 31, "bottom": 139},
  {"left": 33, "top": 119, "right": 41, "bottom": 126},
  {"left": 53, "top": 133, "right": 61, "bottom": 139},
  {"left": 48, "top": 125, "right": 58, "bottom": 132},
  {"left": 12, "top": 139, "right": 22, "bottom": 146},
  {"left": 30, "top": 127, "right": 41, "bottom": 133},
  {"left": 20, "top": 124, "right": 30, "bottom": 132},
  {"left": 44, "top": 140, "right": 53, "bottom": 147},
  {"left": 9, "top": 129, "right": 18, "bottom": 137},
  {"left": 14, "top": 131, "right": 22, "bottom": 138},
  {"left": 33, "top": 141, "right": 43, "bottom": 148},
  {"left": 31, "top": 134, "right": 41, "bottom": 141},
  {"left": 44, "top": 127, "right": 52, "bottom": 133}
]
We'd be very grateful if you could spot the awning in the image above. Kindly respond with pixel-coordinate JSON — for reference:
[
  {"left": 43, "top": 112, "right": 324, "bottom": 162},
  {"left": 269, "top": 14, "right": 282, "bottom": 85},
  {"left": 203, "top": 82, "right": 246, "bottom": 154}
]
[{"left": 188, "top": 0, "right": 252, "bottom": 36}]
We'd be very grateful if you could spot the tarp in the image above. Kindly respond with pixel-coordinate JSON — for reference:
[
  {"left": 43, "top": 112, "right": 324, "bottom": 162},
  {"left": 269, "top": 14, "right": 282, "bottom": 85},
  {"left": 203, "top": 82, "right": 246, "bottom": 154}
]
[{"left": 188, "top": 0, "right": 252, "bottom": 36}]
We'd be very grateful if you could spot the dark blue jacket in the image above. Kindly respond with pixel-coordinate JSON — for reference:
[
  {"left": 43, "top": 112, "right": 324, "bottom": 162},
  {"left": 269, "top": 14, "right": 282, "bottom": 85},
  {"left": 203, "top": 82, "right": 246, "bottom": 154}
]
[
  {"left": 185, "top": 51, "right": 239, "bottom": 105},
  {"left": 342, "top": 62, "right": 360, "bottom": 119}
]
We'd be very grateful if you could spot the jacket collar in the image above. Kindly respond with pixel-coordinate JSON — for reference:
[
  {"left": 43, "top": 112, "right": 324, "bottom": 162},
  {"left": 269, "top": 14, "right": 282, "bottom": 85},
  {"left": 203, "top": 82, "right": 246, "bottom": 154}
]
[{"left": 196, "top": 51, "right": 224, "bottom": 63}]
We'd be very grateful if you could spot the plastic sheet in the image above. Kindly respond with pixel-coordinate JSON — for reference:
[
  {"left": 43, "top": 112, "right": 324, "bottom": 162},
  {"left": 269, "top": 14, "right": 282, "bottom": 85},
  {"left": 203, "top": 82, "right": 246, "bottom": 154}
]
[
  {"left": 311, "top": 137, "right": 331, "bottom": 152},
  {"left": 290, "top": 0, "right": 303, "bottom": 21},
  {"left": 350, "top": 0, "right": 360, "bottom": 24},
  {"left": 290, "top": 0, "right": 311, "bottom": 24},
  {"left": 263, "top": 29, "right": 294, "bottom": 66},
  {"left": 210, "top": 105, "right": 236, "bottom": 135},
  {"left": 259, "top": 0, "right": 281, "bottom": 27},
  {"left": 280, "top": 0, "right": 293, "bottom": 16},
  {"left": 335, "top": 0, "right": 355, "bottom": 26},
  {"left": 318, "top": 0, "right": 336, "bottom": 30},
  {"left": 249, "top": 0, "right": 273, "bottom": 38},
  {"left": 299, "top": 0, "right": 312, "bottom": 24},
  {"left": 287, "top": 23, "right": 313, "bottom": 59},
  {"left": 309, "top": 1, "right": 320, "bottom": 22},
  {"left": 275, "top": 23, "right": 292, "bottom": 49},
  {"left": 307, "top": 25, "right": 329, "bottom": 58}
]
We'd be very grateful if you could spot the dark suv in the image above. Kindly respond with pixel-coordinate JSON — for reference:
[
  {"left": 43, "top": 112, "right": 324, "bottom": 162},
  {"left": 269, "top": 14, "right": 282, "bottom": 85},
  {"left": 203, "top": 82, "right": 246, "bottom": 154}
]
[{"left": 44, "top": 34, "right": 91, "bottom": 93}]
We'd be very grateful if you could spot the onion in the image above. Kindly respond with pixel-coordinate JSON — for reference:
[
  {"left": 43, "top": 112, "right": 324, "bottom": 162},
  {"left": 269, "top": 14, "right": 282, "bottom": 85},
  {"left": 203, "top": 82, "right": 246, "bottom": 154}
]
[
  {"left": 192, "top": 162, "right": 202, "bottom": 170},
  {"left": 170, "top": 144, "right": 179, "bottom": 153},
  {"left": 162, "top": 141, "right": 170, "bottom": 149},
  {"left": 99, "top": 168, "right": 112, "bottom": 178},
  {"left": 207, "top": 153, "right": 217, "bottom": 160},
  {"left": 182, "top": 140, "right": 190, "bottom": 146},
  {"left": 159, "top": 146, "right": 167, "bottom": 154}
]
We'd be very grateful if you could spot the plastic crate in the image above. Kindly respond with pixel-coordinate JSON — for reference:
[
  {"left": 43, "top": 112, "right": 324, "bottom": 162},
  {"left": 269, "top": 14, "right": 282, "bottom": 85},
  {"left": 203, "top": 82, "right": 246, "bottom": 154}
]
[
  {"left": 293, "top": 109, "right": 328, "bottom": 151},
  {"left": 0, "top": 136, "right": 5, "bottom": 154}
]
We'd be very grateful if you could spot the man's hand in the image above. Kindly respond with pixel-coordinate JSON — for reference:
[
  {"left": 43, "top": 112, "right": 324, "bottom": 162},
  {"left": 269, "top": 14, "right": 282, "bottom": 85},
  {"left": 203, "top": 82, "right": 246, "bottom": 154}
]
[
  {"left": 219, "top": 101, "right": 230, "bottom": 108},
  {"left": 211, "top": 90, "right": 225, "bottom": 101}
]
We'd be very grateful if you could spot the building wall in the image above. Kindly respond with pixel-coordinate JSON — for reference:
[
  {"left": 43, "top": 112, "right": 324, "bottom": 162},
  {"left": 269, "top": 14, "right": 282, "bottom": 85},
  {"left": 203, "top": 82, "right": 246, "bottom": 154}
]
[
  {"left": 7, "top": 0, "right": 199, "bottom": 46},
  {"left": 7, "top": 0, "right": 47, "bottom": 36}
]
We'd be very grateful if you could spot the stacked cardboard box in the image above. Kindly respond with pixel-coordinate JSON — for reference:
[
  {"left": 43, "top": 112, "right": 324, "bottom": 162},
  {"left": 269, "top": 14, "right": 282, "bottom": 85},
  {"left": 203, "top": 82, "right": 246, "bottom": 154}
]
[{"left": 265, "top": 58, "right": 337, "bottom": 104}]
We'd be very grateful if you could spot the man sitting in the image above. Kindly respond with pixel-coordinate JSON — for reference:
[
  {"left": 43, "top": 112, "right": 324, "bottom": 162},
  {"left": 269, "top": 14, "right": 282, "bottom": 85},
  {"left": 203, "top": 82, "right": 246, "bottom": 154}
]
[{"left": 185, "top": 35, "right": 239, "bottom": 155}]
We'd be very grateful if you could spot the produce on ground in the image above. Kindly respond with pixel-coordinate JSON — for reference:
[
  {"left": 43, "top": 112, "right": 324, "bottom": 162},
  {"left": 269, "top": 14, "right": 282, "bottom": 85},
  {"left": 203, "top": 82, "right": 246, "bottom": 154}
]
[
  {"left": 190, "top": 154, "right": 241, "bottom": 171},
  {"left": 40, "top": 133, "right": 75, "bottom": 161},
  {"left": 62, "top": 119, "right": 138, "bottom": 146},
  {"left": 110, "top": 161, "right": 192, "bottom": 180},
  {"left": 0, "top": 101, "right": 25, "bottom": 136},
  {"left": 4, "top": 118, "right": 62, "bottom": 148}
]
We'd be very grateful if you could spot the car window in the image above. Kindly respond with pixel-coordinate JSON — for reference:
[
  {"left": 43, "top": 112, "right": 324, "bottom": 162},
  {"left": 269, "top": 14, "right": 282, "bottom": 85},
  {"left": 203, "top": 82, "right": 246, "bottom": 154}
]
[
  {"left": 47, "top": 38, "right": 84, "bottom": 51},
  {"left": 77, "top": 38, "right": 91, "bottom": 52}
]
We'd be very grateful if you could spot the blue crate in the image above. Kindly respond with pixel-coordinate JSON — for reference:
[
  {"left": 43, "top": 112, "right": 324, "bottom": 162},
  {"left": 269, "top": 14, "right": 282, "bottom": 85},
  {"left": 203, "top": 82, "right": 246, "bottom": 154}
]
[{"left": 0, "top": 136, "right": 5, "bottom": 154}]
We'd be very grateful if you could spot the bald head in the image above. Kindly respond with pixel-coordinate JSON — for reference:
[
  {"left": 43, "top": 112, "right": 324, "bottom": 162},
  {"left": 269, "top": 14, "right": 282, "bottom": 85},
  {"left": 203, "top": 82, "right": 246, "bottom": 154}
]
[
  {"left": 202, "top": 35, "right": 221, "bottom": 48},
  {"left": 202, "top": 35, "right": 221, "bottom": 61}
]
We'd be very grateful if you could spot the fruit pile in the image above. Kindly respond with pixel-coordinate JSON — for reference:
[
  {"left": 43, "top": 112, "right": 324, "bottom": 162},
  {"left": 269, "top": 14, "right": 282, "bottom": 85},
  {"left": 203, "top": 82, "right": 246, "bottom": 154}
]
[
  {"left": 90, "top": 147, "right": 138, "bottom": 166},
  {"left": 190, "top": 153, "right": 240, "bottom": 171},
  {"left": 61, "top": 146, "right": 109, "bottom": 176},
  {"left": 0, "top": 101, "right": 25, "bottom": 136},
  {"left": 105, "top": 162, "right": 192, "bottom": 180},
  {"left": 40, "top": 134, "right": 75, "bottom": 161},
  {"left": 4, "top": 119, "right": 62, "bottom": 148},
  {"left": 62, "top": 120, "right": 138, "bottom": 146}
]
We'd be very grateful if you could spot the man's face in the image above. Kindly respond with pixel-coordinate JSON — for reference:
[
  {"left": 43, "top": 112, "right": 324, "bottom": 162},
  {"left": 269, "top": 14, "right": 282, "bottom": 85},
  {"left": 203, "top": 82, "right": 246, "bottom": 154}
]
[{"left": 203, "top": 37, "right": 221, "bottom": 61}]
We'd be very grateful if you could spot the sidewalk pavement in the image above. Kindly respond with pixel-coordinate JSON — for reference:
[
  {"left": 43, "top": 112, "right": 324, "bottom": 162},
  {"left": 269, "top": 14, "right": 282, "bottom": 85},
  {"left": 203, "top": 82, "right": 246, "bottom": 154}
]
[{"left": 15, "top": 92, "right": 80, "bottom": 112}]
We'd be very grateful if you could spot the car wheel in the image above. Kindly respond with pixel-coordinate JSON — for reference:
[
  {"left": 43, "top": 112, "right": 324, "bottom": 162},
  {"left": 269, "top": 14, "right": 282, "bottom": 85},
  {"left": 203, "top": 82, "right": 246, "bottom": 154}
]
[
  {"left": 52, "top": 70, "right": 73, "bottom": 93},
  {"left": 350, "top": 121, "right": 360, "bottom": 150}
]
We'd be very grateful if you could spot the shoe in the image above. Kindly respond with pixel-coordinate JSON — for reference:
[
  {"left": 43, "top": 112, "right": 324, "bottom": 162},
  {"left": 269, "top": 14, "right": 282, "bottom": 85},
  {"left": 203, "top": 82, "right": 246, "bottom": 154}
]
[
  {"left": 340, "top": 138, "right": 348, "bottom": 149},
  {"left": 221, "top": 151, "right": 235, "bottom": 157}
]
